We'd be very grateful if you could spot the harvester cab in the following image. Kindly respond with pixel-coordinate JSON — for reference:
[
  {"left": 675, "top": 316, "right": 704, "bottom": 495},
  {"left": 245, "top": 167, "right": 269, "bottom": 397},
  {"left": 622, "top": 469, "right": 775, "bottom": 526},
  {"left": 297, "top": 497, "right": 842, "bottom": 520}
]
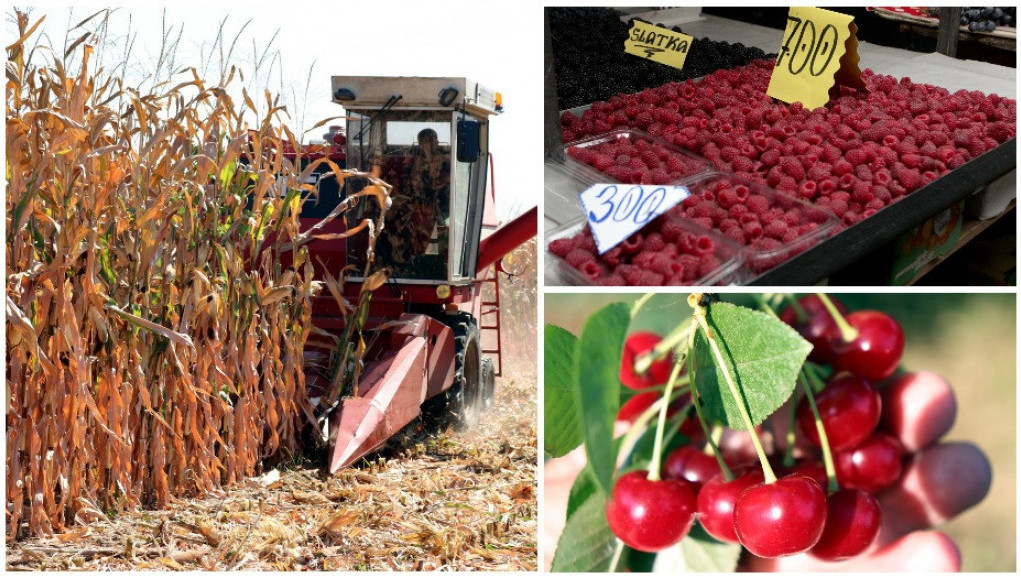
[{"left": 333, "top": 76, "right": 502, "bottom": 285}]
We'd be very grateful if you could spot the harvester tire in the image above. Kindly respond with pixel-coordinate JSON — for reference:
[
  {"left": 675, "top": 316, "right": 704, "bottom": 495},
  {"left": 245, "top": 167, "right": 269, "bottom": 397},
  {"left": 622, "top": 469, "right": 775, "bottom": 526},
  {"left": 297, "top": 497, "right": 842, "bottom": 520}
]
[
  {"left": 480, "top": 356, "right": 496, "bottom": 411},
  {"left": 450, "top": 313, "right": 483, "bottom": 429}
]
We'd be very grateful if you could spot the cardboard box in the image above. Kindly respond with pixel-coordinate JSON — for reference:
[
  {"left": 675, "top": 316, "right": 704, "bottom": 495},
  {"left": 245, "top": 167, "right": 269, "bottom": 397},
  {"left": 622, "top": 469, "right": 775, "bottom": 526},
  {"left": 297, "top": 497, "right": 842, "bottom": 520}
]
[{"left": 889, "top": 200, "right": 965, "bottom": 285}]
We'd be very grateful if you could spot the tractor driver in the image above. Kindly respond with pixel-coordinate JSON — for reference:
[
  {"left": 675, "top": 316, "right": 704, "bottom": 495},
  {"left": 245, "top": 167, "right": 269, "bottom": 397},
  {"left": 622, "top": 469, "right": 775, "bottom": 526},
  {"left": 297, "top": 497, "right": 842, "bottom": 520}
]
[
  {"left": 407, "top": 127, "right": 450, "bottom": 249},
  {"left": 378, "top": 128, "right": 450, "bottom": 274}
]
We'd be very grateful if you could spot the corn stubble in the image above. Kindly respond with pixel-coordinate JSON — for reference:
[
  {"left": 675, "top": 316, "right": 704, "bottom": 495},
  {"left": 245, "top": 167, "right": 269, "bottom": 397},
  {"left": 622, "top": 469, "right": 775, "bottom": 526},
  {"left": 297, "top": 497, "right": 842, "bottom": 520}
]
[{"left": 6, "top": 11, "right": 388, "bottom": 539}]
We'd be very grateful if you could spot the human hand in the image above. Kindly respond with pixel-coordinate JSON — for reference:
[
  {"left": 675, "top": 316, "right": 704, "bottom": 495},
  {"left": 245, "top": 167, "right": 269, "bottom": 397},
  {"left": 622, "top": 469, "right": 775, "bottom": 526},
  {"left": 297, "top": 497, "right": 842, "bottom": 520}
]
[
  {"left": 543, "top": 371, "right": 991, "bottom": 572},
  {"left": 742, "top": 370, "right": 990, "bottom": 571}
]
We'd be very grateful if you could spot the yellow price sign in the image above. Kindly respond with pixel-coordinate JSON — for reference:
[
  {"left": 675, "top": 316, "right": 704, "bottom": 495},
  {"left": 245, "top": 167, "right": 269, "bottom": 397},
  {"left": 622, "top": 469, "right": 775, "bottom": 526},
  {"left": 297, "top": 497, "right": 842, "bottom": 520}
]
[
  {"left": 624, "top": 20, "right": 694, "bottom": 71},
  {"left": 767, "top": 7, "right": 867, "bottom": 110}
]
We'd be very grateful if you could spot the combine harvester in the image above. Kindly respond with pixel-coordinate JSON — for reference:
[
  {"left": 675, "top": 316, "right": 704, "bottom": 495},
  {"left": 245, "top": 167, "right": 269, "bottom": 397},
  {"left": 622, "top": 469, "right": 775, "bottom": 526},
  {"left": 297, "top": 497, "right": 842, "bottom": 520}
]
[{"left": 291, "top": 77, "right": 536, "bottom": 473}]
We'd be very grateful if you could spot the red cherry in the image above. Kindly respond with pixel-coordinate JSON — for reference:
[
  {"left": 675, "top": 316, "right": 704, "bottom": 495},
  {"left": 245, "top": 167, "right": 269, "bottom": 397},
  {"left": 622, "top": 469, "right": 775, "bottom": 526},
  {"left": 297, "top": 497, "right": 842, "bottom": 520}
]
[
  {"left": 620, "top": 332, "right": 675, "bottom": 390},
  {"left": 617, "top": 391, "right": 659, "bottom": 424},
  {"left": 617, "top": 392, "right": 690, "bottom": 426},
  {"left": 662, "top": 445, "right": 721, "bottom": 496},
  {"left": 834, "top": 432, "right": 904, "bottom": 493},
  {"left": 785, "top": 459, "right": 829, "bottom": 489},
  {"left": 780, "top": 295, "right": 848, "bottom": 364},
  {"left": 734, "top": 474, "right": 828, "bottom": 558},
  {"left": 796, "top": 373, "right": 882, "bottom": 451},
  {"left": 829, "top": 311, "right": 905, "bottom": 381},
  {"left": 810, "top": 489, "right": 882, "bottom": 561},
  {"left": 605, "top": 470, "right": 696, "bottom": 552},
  {"left": 696, "top": 467, "right": 765, "bottom": 543}
]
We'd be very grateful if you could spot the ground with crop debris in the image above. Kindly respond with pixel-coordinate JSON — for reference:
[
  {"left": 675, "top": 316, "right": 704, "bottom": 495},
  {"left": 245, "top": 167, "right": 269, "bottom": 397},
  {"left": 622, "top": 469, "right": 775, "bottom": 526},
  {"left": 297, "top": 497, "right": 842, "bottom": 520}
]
[{"left": 5, "top": 362, "right": 537, "bottom": 571}]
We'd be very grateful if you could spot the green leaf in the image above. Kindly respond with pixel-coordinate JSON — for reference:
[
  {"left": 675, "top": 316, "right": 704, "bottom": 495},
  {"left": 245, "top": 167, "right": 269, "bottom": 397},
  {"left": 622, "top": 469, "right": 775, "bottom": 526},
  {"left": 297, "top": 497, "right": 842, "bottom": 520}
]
[
  {"left": 653, "top": 524, "right": 742, "bottom": 572},
  {"left": 693, "top": 302, "right": 811, "bottom": 430},
  {"left": 544, "top": 325, "right": 582, "bottom": 458},
  {"left": 627, "top": 293, "right": 691, "bottom": 337},
  {"left": 566, "top": 464, "right": 598, "bottom": 518},
  {"left": 551, "top": 492, "right": 616, "bottom": 572},
  {"left": 576, "top": 302, "right": 630, "bottom": 494}
]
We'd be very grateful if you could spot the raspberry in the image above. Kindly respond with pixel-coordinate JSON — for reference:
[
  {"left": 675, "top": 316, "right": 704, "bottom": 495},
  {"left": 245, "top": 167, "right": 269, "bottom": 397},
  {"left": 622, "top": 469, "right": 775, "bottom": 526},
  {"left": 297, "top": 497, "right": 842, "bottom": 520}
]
[
  {"left": 644, "top": 232, "right": 667, "bottom": 253},
  {"left": 643, "top": 169, "right": 671, "bottom": 184},
  {"left": 697, "top": 255, "right": 722, "bottom": 278},
  {"left": 851, "top": 183, "right": 874, "bottom": 204},
  {"left": 598, "top": 275, "right": 627, "bottom": 287},
  {"left": 965, "top": 137, "right": 987, "bottom": 159},
  {"left": 829, "top": 199, "right": 850, "bottom": 217},
  {"left": 617, "top": 264, "right": 642, "bottom": 286},
  {"left": 985, "top": 122, "right": 1012, "bottom": 143},
  {"left": 724, "top": 226, "right": 745, "bottom": 245},
  {"left": 854, "top": 164, "right": 873, "bottom": 182},
  {"left": 845, "top": 148, "right": 870, "bottom": 167},
  {"left": 892, "top": 167, "right": 922, "bottom": 191},
  {"left": 760, "top": 148, "right": 781, "bottom": 167},
  {"left": 692, "top": 216, "right": 714, "bottom": 230},
  {"left": 649, "top": 253, "right": 676, "bottom": 275},
  {"left": 873, "top": 169, "right": 893, "bottom": 187},
  {"left": 561, "top": 129, "right": 578, "bottom": 143},
  {"left": 832, "top": 159, "right": 854, "bottom": 176},
  {"left": 549, "top": 238, "right": 573, "bottom": 257},
  {"left": 566, "top": 248, "right": 595, "bottom": 268},
  {"left": 637, "top": 270, "right": 664, "bottom": 285},
  {"left": 620, "top": 233, "right": 643, "bottom": 255},
  {"left": 764, "top": 219, "right": 789, "bottom": 239},
  {"left": 743, "top": 220, "right": 763, "bottom": 240},
  {"left": 731, "top": 155, "right": 755, "bottom": 173},
  {"left": 692, "top": 201, "right": 717, "bottom": 219},
  {"left": 818, "top": 178, "right": 837, "bottom": 196},
  {"left": 779, "top": 157, "right": 806, "bottom": 180},
  {"left": 580, "top": 260, "right": 607, "bottom": 281},
  {"left": 799, "top": 180, "right": 818, "bottom": 200},
  {"left": 746, "top": 194, "right": 770, "bottom": 215},
  {"left": 601, "top": 247, "right": 623, "bottom": 268},
  {"left": 591, "top": 154, "right": 615, "bottom": 172},
  {"left": 661, "top": 220, "right": 685, "bottom": 242}
]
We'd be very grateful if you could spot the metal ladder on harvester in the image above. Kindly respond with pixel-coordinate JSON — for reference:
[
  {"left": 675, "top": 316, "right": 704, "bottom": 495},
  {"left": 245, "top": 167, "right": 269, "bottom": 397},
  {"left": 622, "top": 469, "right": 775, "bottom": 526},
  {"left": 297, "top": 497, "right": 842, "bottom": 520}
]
[{"left": 477, "top": 264, "right": 505, "bottom": 377}]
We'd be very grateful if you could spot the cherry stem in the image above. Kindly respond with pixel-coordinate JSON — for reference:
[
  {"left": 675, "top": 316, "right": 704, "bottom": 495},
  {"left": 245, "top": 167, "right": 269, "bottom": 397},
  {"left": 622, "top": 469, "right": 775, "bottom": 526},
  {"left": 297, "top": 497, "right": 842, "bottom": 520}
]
[
  {"left": 630, "top": 293, "right": 656, "bottom": 318},
  {"left": 802, "top": 362, "right": 828, "bottom": 394},
  {"left": 817, "top": 293, "right": 858, "bottom": 343},
  {"left": 782, "top": 293, "right": 809, "bottom": 323},
  {"left": 799, "top": 370, "right": 840, "bottom": 493},
  {"left": 617, "top": 383, "right": 690, "bottom": 471},
  {"left": 690, "top": 294, "right": 777, "bottom": 484},
  {"left": 608, "top": 539, "right": 625, "bottom": 572},
  {"left": 686, "top": 324, "right": 733, "bottom": 482},
  {"left": 783, "top": 389, "right": 798, "bottom": 468},
  {"left": 634, "top": 321, "right": 693, "bottom": 376},
  {"left": 647, "top": 357, "right": 687, "bottom": 481}
]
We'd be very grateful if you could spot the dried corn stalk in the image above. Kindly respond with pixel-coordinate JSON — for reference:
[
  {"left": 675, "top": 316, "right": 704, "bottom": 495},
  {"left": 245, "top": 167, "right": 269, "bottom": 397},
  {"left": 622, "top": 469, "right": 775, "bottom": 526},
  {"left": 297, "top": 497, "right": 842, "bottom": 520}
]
[{"left": 5, "top": 11, "right": 389, "bottom": 539}]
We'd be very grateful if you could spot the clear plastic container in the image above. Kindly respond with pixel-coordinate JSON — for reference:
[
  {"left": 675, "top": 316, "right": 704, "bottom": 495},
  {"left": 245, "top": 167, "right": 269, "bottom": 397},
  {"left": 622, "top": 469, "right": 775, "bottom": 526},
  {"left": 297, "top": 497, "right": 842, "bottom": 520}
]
[
  {"left": 545, "top": 213, "right": 747, "bottom": 286},
  {"left": 672, "top": 172, "right": 840, "bottom": 277},
  {"left": 563, "top": 129, "right": 714, "bottom": 185},
  {"left": 544, "top": 160, "right": 596, "bottom": 225}
]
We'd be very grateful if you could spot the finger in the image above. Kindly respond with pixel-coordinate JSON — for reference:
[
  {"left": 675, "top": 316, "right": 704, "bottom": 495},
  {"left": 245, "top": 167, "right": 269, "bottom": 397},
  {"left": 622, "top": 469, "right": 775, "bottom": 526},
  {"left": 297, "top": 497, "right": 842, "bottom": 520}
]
[
  {"left": 879, "top": 371, "right": 957, "bottom": 452},
  {"left": 742, "top": 530, "right": 961, "bottom": 572},
  {"left": 877, "top": 442, "right": 991, "bottom": 545},
  {"left": 542, "top": 445, "right": 588, "bottom": 571}
]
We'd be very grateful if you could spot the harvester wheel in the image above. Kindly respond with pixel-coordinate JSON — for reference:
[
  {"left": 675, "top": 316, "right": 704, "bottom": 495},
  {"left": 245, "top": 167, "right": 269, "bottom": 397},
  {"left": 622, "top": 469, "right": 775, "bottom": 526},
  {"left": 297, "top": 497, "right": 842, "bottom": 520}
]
[
  {"left": 451, "top": 313, "right": 483, "bottom": 429},
  {"left": 480, "top": 356, "right": 496, "bottom": 411}
]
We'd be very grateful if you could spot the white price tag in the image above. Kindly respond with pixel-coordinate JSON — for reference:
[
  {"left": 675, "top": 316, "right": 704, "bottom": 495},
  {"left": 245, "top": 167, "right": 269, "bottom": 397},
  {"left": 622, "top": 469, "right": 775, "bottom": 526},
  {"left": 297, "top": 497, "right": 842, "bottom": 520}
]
[{"left": 579, "top": 183, "right": 690, "bottom": 254}]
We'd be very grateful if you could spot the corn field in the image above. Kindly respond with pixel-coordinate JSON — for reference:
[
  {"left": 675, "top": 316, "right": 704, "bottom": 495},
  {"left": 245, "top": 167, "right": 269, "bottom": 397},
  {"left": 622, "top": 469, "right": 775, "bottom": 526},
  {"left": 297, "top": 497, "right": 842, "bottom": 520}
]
[{"left": 6, "top": 11, "right": 388, "bottom": 539}]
